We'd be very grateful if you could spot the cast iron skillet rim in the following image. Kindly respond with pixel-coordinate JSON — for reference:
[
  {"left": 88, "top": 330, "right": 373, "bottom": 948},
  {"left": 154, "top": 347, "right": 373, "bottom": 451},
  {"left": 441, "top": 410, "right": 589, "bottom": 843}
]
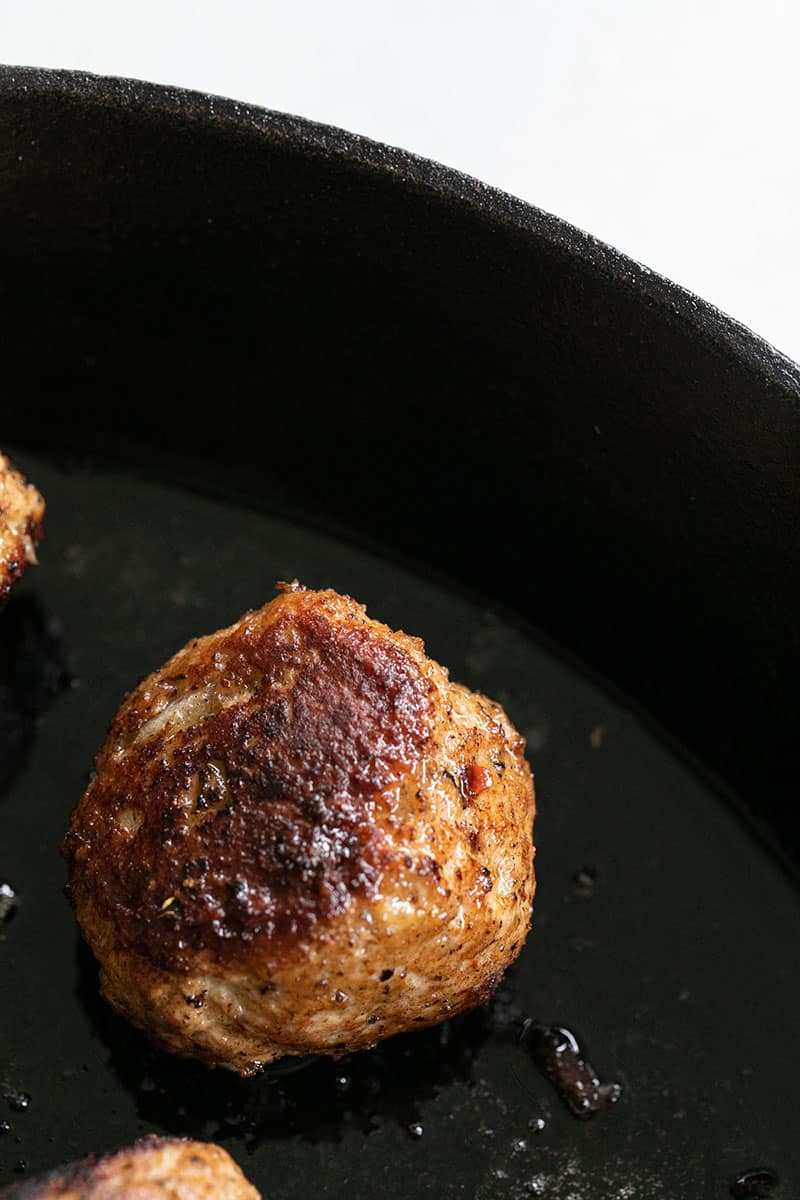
[{"left": 1, "top": 62, "right": 799, "bottom": 396}]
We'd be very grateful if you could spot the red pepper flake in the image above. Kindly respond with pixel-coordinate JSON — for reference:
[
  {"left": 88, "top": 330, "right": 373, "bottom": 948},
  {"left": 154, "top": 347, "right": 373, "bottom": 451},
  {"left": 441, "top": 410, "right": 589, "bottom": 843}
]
[{"left": 465, "top": 764, "right": 493, "bottom": 796}]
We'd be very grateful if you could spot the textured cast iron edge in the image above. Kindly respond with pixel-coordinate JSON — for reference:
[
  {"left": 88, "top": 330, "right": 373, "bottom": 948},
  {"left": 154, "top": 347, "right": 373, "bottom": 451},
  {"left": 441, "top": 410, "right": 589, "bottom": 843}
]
[{"left": 0, "top": 62, "right": 799, "bottom": 397}]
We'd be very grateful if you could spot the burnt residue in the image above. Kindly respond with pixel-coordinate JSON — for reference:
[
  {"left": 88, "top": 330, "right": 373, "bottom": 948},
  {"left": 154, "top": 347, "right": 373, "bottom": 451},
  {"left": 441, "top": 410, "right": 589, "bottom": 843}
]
[
  {"left": 729, "top": 1167, "right": 780, "bottom": 1198},
  {"left": 0, "top": 595, "right": 71, "bottom": 797},
  {"left": 521, "top": 1019, "right": 622, "bottom": 1119},
  {"left": 464, "top": 984, "right": 623, "bottom": 1124}
]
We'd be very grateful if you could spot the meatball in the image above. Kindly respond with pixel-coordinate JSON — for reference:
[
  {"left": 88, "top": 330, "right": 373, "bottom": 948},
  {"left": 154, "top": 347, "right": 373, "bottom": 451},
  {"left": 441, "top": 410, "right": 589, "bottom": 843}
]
[
  {"left": 0, "top": 1136, "right": 260, "bottom": 1198},
  {"left": 63, "top": 583, "right": 535, "bottom": 1074},
  {"left": 0, "top": 451, "right": 44, "bottom": 602}
]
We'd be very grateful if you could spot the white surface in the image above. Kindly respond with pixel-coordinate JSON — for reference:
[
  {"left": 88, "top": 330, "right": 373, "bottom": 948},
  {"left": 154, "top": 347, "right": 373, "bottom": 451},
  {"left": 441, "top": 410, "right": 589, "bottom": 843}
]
[{"left": 2, "top": 1, "right": 799, "bottom": 364}]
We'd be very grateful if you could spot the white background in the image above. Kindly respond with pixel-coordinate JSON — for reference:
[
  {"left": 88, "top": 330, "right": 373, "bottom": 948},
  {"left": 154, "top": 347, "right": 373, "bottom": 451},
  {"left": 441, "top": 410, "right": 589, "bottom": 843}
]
[{"left": 2, "top": 1, "right": 798, "bottom": 364}]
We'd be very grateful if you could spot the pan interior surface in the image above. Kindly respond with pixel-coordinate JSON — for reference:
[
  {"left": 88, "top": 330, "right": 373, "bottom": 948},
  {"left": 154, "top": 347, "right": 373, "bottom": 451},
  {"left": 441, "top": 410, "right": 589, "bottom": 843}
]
[
  {"left": 0, "top": 452, "right": 797, "bottom": 1198},
  {"left": 2, "top": 68, "right": 799, "bottom": 869}
]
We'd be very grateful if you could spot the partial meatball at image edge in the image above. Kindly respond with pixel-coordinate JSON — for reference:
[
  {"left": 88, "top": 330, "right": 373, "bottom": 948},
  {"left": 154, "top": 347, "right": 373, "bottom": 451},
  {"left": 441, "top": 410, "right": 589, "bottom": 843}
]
[
  {"left": 63, "top": 581, "right": 536, "bottom": 1075},
  {"left": 0, "top": 450, "right": 45, "bottom": 603},
  {"left": 0, "top": 1135, "right": 261, "bottom": 1198}
]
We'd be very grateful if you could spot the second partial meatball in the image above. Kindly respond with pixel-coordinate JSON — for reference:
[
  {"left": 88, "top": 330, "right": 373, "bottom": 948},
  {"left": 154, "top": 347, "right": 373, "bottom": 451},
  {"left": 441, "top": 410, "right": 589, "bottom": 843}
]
[
  {"left": 0, "top": 1136, "right": 260, "bottom": 1198},
  {"left": 63, "top": 583, "right": 535, "bottom": 1074}
]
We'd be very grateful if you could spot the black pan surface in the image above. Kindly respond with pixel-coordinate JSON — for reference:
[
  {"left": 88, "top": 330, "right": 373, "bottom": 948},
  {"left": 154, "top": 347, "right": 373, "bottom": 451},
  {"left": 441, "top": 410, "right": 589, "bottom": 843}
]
[
  {"left": 0, "top": 66, "right": 799, "bottom": 1200},
  {"left": 0, "top": 452, "right": 798, "bottom": 1199}
]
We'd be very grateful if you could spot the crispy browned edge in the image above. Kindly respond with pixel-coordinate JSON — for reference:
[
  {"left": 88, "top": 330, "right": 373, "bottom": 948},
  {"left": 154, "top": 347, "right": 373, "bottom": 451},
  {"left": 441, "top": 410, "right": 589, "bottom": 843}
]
[
  {"left": 0, "top": 453, "right": 45, "bottom": 602},
  {"left": 0, "top": 1136, "right": 259, "bottom": 1198}
]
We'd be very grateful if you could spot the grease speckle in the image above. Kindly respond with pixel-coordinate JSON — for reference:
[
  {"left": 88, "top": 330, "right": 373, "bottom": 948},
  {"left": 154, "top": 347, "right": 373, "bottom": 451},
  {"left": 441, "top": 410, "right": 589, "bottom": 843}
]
[{"left": 522, "top": 1021, "right": 621, "bottom": 1119}]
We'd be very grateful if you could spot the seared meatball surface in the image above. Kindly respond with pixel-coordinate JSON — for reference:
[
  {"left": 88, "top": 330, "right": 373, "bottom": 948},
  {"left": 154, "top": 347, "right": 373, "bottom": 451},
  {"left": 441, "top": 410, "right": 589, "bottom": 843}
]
[
  {"left": 0, "top": 1136, "right": 260, "bottom": 1198},
  {"left": 64, "top": 583, "right": 535, "bottom": 1074},
  {"left": 0, "top": 451, "right": 44, "bottom": 602}
]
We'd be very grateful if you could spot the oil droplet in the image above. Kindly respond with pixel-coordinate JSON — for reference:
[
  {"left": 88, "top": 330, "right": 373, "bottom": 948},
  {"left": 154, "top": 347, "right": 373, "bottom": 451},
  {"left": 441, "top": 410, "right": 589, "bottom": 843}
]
[
  {"left": 0, "top": 882, "right": 17, "bottom": 923},
  {"left": 5, "top": 1090, "right": 31, "bottom": 1113},
  {"left": 14, "top": 1160, "right": 26, "bottom": 1175},
  {"left": 572, "top": 867, "right": 597, "bottom": 897},
  {"left": 0, "top": 1120, "right": 11, "bottom": 1134},
  {"left": 522, "top": 1020, "right": 621, "bottom": 1119},
  {"left": 334, "top": 1074, "right": 351, "bottom": 1093},
  {"left": 528, "top": 1116, "right": 546, "bottom": 1133},
  {"left": 729, "top": 1167, "right": 779, "bottom": 1198},
  {"left": 407, "top": 1122, "right": 424, "bottom": 1139}
]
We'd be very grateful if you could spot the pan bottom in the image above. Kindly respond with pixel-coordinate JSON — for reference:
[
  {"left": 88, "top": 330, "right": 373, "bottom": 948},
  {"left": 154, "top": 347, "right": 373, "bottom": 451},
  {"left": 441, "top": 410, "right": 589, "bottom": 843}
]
[{"left": 0, "top": 452, "right": 797, "bottom": 1199}]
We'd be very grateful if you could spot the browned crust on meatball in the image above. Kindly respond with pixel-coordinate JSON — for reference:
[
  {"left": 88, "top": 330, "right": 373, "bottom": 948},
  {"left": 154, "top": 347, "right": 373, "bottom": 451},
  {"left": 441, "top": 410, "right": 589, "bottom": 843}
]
[
  {"left": 63, "top": 586, "right": 436, "bottom": 971},
  {"left": 64, "top": 583, "right": 535, "bottom": 1072},
  {"left": 0, "top": 1136, "right": 260, "bottom": 1199},
  {"left": 0, "top": 451, "right": 44, "bottom": 602}
]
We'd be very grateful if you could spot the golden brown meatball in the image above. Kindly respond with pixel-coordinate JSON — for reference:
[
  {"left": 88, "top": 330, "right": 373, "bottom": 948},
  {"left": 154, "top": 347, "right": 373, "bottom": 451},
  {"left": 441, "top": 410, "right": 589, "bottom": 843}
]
[
  {"left": 0, "top": 1136, "right": 260, "bottom": 1198},
  {"left": 0, "top": 451, "right": 44, "bottom": 602},
  {"left": 63, "top": 583, "right": 535, "bottom": 1074}
]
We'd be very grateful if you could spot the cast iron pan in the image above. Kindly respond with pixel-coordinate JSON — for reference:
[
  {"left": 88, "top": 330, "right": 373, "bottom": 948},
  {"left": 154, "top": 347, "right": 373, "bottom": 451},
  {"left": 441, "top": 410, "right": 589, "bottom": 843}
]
[{"left": 0, "top": 67, "right": 799, "bottom": 1199}]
